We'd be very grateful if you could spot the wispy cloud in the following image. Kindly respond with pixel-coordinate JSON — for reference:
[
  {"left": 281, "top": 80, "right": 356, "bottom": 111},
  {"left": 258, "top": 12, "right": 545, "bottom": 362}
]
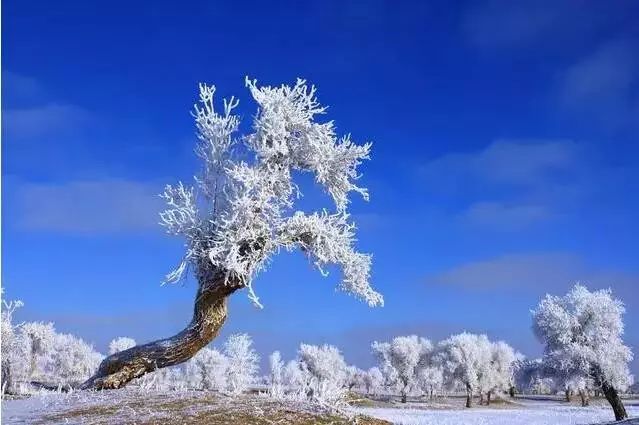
[
  {"left": 462, "top": 0, "right": 563, "bottom": 49},
  {"left": 426, "top": 252, "right": 638, "bottom": 301},
  {"left": 460, "top": 0, "right": 631, "bottom": 51},
  {"left": 459, "top": 201, "right": 553, "bottom": 229},
  {"left": 423, "top": 139, "right": 578, "bottom": 189},
  {"left": 557, "top": 38, "right": 639, "bottom": 131},
  {"left": 15, "top": 179, "right": 165, "bottom": 235},
  {"left": 421, "top": 139, "right": 584, "bottom": 229},
  {"left": 3, "top": 103, "right": 93, "bottom": 140},
  {"left": 2, "top": 71, "right": 45, "bottom": 104}
]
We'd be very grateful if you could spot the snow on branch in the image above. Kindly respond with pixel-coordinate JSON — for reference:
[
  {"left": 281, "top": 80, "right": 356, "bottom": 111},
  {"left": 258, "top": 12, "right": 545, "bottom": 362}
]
[
  {"left": 279, "top": 211, "right": 381, "bottom": 307},
  {"left": 160, "top": 78, "right": 381, "bottom": 307}
]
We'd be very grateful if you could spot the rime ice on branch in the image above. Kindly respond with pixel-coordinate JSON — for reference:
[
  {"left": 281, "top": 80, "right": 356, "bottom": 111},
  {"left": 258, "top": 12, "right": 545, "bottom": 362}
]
[{"left": 161, "top": 77, "right": 382, "bottom": 308}]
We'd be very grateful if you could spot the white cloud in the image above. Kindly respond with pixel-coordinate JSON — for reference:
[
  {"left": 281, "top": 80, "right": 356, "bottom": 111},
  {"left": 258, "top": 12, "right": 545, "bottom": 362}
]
[
  {"left": 15, "top": 179, "right": 165, "bottom": 235},
  {"left": 3, "top": 103, "right": 93, "bottom": 140},
  {"left": 558, "top": 39, "right": 639, "bottom": 130},
  {"left": 427, "top": 252, "right": 638, "bottom": 300},
  {"left": 460, "top": 201, "right": 552, "bottom": 229},
  {"left": 421, "top": 139, "right": 585, "bottom": 229},
  {"left": 2, "top": 71, "right": 45, "bottom": 104},
  {"left": 423, "top": 139, "right": 578, "bottom": 188},
  {"left": 462, "top": 0, "right": 562, "bottom": 49},
  {"left": 460, "top": 0, "right": 628, "bottom": 51}
]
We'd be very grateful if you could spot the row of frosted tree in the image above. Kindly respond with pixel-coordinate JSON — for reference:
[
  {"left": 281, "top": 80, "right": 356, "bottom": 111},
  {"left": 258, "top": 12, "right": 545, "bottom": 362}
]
[{"left": 1, "top": 284, "right": 635, "bottom": 420}]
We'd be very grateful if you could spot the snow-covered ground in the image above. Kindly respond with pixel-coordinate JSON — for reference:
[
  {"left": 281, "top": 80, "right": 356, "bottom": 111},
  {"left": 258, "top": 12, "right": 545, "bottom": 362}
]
[
  {"left": 353, "top": 399, "right": 639, "bottom": 425},
  {"left": 3, "top": 391, "right": 639, "bottom": 425},
  {"left": 0, "top": 389, "right": 369, "bottom": 425}
]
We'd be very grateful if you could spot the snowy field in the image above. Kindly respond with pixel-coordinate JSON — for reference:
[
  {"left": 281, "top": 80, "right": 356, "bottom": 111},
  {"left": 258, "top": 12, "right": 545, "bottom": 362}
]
[
  {"left": 353, "top": 398, "right": 639, "bottom": 425},
  {"left": 3, "top": 392, "right": 639, "bottom": 425}
]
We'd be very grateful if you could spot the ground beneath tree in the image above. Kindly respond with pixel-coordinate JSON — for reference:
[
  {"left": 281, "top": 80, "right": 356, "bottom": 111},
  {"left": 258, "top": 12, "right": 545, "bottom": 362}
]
[
  {"left": 1, "top": 389, "right": 389, "bottom": 425},
  {"left": 3, "top": 392, "right": 638, "bottom": 424}
]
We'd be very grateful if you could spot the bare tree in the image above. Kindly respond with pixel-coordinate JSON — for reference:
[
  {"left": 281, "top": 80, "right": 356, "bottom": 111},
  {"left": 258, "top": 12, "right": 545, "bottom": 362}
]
[{"left": 82, "top": 78, "right": 382, "bottom": 390}]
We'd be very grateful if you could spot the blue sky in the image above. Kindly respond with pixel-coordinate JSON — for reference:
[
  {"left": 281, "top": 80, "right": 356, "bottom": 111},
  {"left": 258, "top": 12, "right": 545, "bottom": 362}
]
[{"left": 2, "top": 0, "right": 639, "bottom": 375}]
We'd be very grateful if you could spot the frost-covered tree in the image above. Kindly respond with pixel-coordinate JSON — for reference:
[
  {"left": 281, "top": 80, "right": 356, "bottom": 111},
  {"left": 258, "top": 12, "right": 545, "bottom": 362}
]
[
  {"left": 483, "top": 341, "right": 518, "bottom": 404},
  {"left": 363, "top": 367, "right": 384, "bottom": 395},
  {"left": 417, "top": 366, "right": 444, "bottom": 399},
  {"left": 1, "top": 295, "right": 24, "bottom": 394},
  {"left": 185, "top": 347, "right": 228, "bottom": 390},
  {"left": 372, "top": 336, "right": 432, "bottom": 403},
  {"left": 541, "top": 351, "right": 591, "bottom": 403},
  {"left": 514, "top": 358, "right": 560, "bottom": 396},
  {"left": 298, "top": 344, "right": 348, "bottom": 405},
  {"left": 532, "top": 284, "right": 634, "bottom": 420},
  {"left": 437, "top": 333, "right": 492, "bottom": 408},
  {"left": 19, "top": 322, "right": 56, "bottom": 380},
  {"left": 283, "top": 359, "right": 309, "bottom": 397},
  {"left": 48, "top": 333, "right": 103, "bottom": 386},
  {"left": 136, "top": 366, "right": 188, "bottom": 391},
  {"left": 344, "top": 365, "right": 366, "bottom": 391},
  {"left": 268, "top": 351, "right": 285, "bottom": 398},
  {"left": 514, "top": 358, "right": 542, "bottom": 394},
  {"left": 83, "top": 78, "right": 381, "bottom": 390},
  {"left": 108, "top": 337, "right": 137, "bottom": 355},
  {"left": 224, "top": 333, "right": 259, "bottom": 394}
]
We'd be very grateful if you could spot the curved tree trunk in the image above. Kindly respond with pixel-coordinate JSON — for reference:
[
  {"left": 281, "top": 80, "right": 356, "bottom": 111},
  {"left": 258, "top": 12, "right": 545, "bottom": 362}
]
[
  {"left": 565, "top": 389, "right": 571, "bottom": 402},
  {"left": 81, "top": 271, "right": 240, "bottom": 390},
  {"left": 465, "top": 384, "right": 473, "bottom": 408},
  {"left": 601, "top": 381, "right": 627, "bottom": 421}
]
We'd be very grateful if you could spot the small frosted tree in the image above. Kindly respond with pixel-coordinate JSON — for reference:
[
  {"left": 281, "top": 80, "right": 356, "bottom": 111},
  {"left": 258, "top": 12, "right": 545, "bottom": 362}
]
[
  {"left": 372, "top": 335, "right": 432, "bottom": 403},
  {"left": 283, "top": 359, "right": 309, "bottom": 397},
  {"left": 185, "top": 347, "right": 228, "bottom": 390},
  {"left": 532, "top": 284, "right": 634, "bottom": 420},
  {"left": 108, "top": 337, "right": 137, "bottom": 355},
  {"left": 224, "top": 333, "right": 259, "bottom": 394},
  {"left": 541, "top": 350, "right": 591, "bottom": 403},
  {"left": 268, "top": 351, "right": 285, "bottom": 398},
  {"left": 83, "top": 78, "right": 381, "bottom": 390},
  {"left": 437, "top": 333, "right": 492, "bottom": 408},
  {"left": 483, "top": 341, "right": 517, "bottom": 404},
  {"left": 19, "top": 322, "right": 56, "bottom": 380},
  {"left": 1, "top": 296, "right": 24, "bottom": 394},
  {"left": 363, "top": 367, "right": 384, "bottom": 395},
  {"left": 344, "top": 365, "right": 367, "bottom": 392},
  {"left": 417, "top": 366, "right": 444, "bottom": 399},
  {"left": 298, "top": 344, "right": 348, "bottom": 405},
  {"left": 48, "top": 333, "right": 103, "bottom": 386}
]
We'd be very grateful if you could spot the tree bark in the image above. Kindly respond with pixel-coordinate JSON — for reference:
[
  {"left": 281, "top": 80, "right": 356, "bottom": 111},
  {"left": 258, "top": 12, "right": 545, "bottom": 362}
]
[
  {"left": 509, "top": 385, "right": 515, "bottom": 398},
  {"left": 487, "top": 391, "right": 492, "bottom": 405},
  {"left": 466, "top": 384, "right": 473, "bottom": 408},
  {"left": 601, "top": 381, "right": 627, "bottom": 421},
  {"left": 1, "top": 360, "right": 12, "bottom": 395},
  {"left": 565, "top": 389, "right": 571, "bottom": 402},
  {"left": 81, "top": 271, "right": 240, "bottom": 390},
  {"left": 479, "top": 392, "right": 484, "bottom": 405},
  {"left": 400, "top": 381, "right": 408, "bottom": 403}
]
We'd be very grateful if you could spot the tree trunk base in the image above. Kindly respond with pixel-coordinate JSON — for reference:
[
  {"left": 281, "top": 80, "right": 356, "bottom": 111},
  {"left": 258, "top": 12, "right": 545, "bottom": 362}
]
[
  {"left": 81, "top": 274, "right": 239, "bottom": 390},
  {"left": 601, "top": 381, "right": 627, "bottom": 421}
]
